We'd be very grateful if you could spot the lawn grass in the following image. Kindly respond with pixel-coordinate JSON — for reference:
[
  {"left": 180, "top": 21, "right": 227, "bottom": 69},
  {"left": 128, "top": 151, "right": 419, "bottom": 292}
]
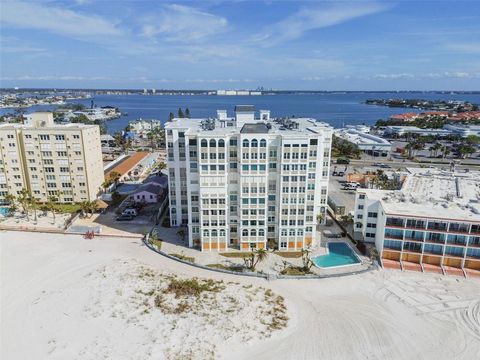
[
  {"left": 275, "top": 252, "right": 303, "bottom": 258},
  {"left": 54, "top": 203, "right": 82, "bottom": 214}
]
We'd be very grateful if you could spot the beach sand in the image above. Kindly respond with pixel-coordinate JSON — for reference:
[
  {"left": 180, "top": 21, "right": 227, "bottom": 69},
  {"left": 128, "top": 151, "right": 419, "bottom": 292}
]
[{"left": 1, "top": 231, "right": 479, "bottom": 360}]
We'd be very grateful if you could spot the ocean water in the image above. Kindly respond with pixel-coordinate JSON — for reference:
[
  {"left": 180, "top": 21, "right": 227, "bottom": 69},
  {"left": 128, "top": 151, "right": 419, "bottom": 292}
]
[{"left": 2, "top": 92, "right": 479, "bottom": 134}]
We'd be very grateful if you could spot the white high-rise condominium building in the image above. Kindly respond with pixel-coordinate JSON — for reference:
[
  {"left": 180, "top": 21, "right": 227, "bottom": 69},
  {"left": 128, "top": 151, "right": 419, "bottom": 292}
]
[
  {"left": 165, "top": 105, "right": 333, "bottom": 252},
  {"left": 0, "top": 112, "right": 104, "bottom": 204},
  {"left": 354, "top": 168, "right": 480, "bottom": 278}
]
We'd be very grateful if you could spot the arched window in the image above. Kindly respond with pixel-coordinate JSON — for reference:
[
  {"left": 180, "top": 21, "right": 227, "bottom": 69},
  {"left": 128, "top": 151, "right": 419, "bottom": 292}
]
[
  {"left": 201, "top": 139, "right": 208, "bottom": 147},
  {"left": 251, "top": 229, "right": 257, "bottom": 237},
  {"left": 212, "top": 229, "right": 218, "bottom": 237},
  {"left": 209, "top": 139, "right": 216, "bottom": 148},
  {"left": 220, "top": 229, "right": 226, "bottom": 236},
  {"left": 259, "top": 229, "right": 265, "bottom": 237},
  {"left": 260, "top": 139, "right": 267, "bottom": 147},
  {"left": 203, "top": 230, "right": 209, "bottom": 237},
  {"left": 251, "top": 139, "right": 258, "bottom": 147},
  {"left": 281, "top": 229, "right": 287, "bottom": 236},
  {"left": 243, "top": 139, "right": 249, "bottom": 148},
  {"left": 218, "top": 139, "right": 225, "bottom": 147},
  {"left": 289, "top": 229, "right": 295, "bottom": 236},
  {"left": 297, "top": 229, "right": 304, "bottom": 236},
  {"left": 242, "top": 229, "right": 248, "bottom": 236}
]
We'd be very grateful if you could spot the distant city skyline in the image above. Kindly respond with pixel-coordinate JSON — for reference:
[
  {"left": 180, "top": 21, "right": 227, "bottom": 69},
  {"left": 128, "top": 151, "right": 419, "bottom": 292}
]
[{"left": 1, "top": 0, "right": 480, "bottom": 90}]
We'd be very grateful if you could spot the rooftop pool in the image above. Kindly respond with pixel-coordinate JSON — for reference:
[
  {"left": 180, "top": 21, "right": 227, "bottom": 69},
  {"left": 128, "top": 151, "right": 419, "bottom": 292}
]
[{"left": 312, "top": 242, "right": 361, "bottom": 268}]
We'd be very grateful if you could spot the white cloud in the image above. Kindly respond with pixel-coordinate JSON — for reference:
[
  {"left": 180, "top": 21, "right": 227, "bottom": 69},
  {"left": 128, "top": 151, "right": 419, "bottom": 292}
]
[
  {"left": 141, "top": 4, "right": 227, "bottom": 42},
  {"left": 255, "top": 2, "right": 390, "bottom": 46},
  {"left": 444, "top": 42, "right": 480, "bottom": 54},
  {"left": 372, "top": 73, "right": 415, "bottom": 80},
  {"left": 0, "top": 1, "right": 121, "bottom": 38},
  {"left": 426, "top": 72, "right": 478, "bottom": 79},
  {"left": 0, "top": 75, "right": 111, "bottom": 81}
]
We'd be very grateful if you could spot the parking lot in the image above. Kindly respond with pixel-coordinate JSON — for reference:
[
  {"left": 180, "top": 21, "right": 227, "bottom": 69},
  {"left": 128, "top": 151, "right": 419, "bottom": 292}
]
[{"left": 68, "top": 204, "right": 160, "bottom": 237}]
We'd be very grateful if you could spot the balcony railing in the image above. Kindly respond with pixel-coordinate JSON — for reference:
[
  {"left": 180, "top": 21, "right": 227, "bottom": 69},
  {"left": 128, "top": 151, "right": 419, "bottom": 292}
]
[{"left": 385, "top": 233, "right": 403, "bottom": 240}]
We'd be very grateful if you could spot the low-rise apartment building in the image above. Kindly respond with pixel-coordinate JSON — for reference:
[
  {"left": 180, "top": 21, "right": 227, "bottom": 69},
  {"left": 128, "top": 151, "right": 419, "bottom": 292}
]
[
  {"left": 354, "top": 168, "right": 480, "bottom": 277},
  {"left": 0, "top": 112, "right": 104, "bottom": 204},
  {"left": 165, "top": 105, "right": 333, "bottom": 252}
]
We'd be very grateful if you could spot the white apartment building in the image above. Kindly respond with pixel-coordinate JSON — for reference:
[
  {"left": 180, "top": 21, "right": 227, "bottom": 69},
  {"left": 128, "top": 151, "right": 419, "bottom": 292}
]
[
  {"left": 354, "top": 168, "right": 480, "bottom": 277},
  {"left": 165, "top": 105, "right": 333, "bottom": 252},
  {"left": 0, "top": 112, "right": 104, "bottom": 204},
  {"left": 129, "top": 119, "right": 162, "bottom": 138}
]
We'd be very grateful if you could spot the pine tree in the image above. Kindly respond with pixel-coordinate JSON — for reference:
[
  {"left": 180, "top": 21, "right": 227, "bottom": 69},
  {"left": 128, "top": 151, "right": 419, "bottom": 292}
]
[
  {"left": 168, "top": 112, "right": 174, "bottom": 122},
  {"left": 185, "top": 108, "right": 191, "bottom": 118},
  {"left": 178, "top": 108, "right": 185, "bottom": 118}
]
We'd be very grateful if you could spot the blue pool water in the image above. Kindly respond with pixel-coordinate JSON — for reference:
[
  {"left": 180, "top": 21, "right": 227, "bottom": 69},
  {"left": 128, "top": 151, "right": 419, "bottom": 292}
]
[
  {"left": 0, "top": 207, "right": 10, "bottom": 217},
  {"left": 312, "top": 242, "right": 360, "bottom": 268}
]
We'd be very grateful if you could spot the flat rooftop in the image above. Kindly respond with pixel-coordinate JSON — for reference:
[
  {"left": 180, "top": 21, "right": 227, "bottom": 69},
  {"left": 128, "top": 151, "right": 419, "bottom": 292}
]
[
  {"left": 240, "top": 123, "right": 269, "bottom": 134},
  {"left": 165, "top": 112, "right": 332, "bottom": 137},
  {"left": 361, "top": 168, "right": 480, "bottom": 222},
  {"left": 335, "top": 128, "right": 391, "bottom": 146}
]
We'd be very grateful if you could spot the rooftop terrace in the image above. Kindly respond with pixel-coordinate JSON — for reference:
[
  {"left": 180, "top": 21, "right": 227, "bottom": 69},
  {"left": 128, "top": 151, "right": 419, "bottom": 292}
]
[{"left": 165, "top": 106, "right": 332, "bottom": 137}]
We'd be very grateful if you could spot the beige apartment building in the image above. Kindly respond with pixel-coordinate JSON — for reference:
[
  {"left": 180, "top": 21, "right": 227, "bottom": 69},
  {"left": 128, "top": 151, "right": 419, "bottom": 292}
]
[{"left": 0, "top": 112, "right": 104, "bottom": 204}]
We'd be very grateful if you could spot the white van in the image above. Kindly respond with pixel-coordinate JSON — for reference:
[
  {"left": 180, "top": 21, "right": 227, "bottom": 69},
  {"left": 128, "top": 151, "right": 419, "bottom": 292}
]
[{"left": 122, "top": 208, "right": 138, "bottom": 217}]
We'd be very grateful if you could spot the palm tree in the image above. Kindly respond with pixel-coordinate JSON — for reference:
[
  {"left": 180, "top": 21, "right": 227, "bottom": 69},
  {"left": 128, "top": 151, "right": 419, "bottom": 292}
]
[
  {"left": 29, "top": 196, "right": 39, "bottom": 223},
  {"left": 87, "top": 200, "right": 98, "bottom": 217},
  {"left": 316, "top": 213, "right": 325, "bottom": 225},
  {"left": 80, "top": 201, "right": 90, "bottom": 217},
  {"left": 47, "top": 195, "right": 58, "bottom": 222},
  {"left": 157, "top": 162, "right": 167, "bottom": 171},
  {"left": 113, "top": 132, "right": 124, "bottom": 147},
  {"left": 146, "top": 131, "right": 155, "bottom": 150},
  {"left": 5, "top": 193, "right": 17, "bottom": 214},
  {"left": 243, "top": 248, "right": 269, "bottom": 271},
  {"left": 122, "top": 138, "right": 132, "bottom": 154},
  {"left": 432, "top": 143, "right": 442, "bottom": 157},
  {"left": 17, "top": 188, "right": 30, "bottom": 221}
]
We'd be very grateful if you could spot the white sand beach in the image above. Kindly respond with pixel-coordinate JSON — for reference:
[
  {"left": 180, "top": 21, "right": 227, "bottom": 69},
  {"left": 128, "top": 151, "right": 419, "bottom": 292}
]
[{"left": 1, "top": 231, "right": 479, "bottom": 360}]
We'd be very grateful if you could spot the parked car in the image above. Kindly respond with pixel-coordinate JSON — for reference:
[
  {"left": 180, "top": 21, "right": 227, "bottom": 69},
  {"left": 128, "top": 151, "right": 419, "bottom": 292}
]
[
  {"left": 336, "top": 158, "right": 350, "bottom": 164},
  {"left": 116, "top": 214, "right": 134, "bottom": 221},
  {"left": 332, "top": 170, "right": 345, "bottom": 176},
  {"left": 122, "top": 208, "right": 138, "bottom": 217}
]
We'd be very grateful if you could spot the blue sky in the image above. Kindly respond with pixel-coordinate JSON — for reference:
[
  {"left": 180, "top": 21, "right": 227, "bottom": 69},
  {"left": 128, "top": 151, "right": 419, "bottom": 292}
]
[{"left": 0, "top": 0, "right": 479, "bottom": 90}]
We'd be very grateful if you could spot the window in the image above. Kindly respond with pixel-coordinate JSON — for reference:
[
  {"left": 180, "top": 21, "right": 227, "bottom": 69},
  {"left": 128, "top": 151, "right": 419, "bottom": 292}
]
[
  {"left": 242, "top": 139, "right": 249, "bottom": 148},
  {"left": 201, "top": 139, "right": 208, "bottom": 147},
  {"left": 359, "top": 194, "right": 365, "bottom": 200},
  {"left": 260, "top": 139, "right": 267, "bottom": 147},
  {"left": 367, "top": 212, "right": 378, "bottom": 218},
  {"left": 39, "top": 135, "right": 50, "bottom": 140},
  {"left": 358, "top": 205, "right": 364, "bottom": 210},
  {"left": 55, "top": 135, "right": 65, "bottom": 141},
  {"left": 230, "top": 138, "right": 237, "bottom": 146},
  {"left": 251, "top": 139, "right": 258, "bottom": 147},
  {"left": 218, "top": 139, "right": 225, "bottom": 147},
  {"left": 209, "top": 139, "right": 216, "bottom": 147}
]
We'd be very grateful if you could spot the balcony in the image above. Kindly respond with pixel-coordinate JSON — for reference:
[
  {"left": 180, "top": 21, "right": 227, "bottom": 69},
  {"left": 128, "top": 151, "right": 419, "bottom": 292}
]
[
  {"left": 384, "top": 232, "right": 403, "bottom": 240},
  {"left": 404, "top": 236, "right": 424, "bottom": 243},
  {"left": 427, "top": 224, "right": 448, "bottom": 232},
  {"left": 386, "top": 218, "right": 405, "bottom": 228}
]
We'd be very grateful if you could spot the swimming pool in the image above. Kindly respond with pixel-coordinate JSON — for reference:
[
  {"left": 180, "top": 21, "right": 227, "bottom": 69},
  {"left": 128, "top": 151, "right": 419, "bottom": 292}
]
[
  {"left": 0, "top": 207, "right": 10, "bottom": 217},
  {"left": 312, "top": 242, "right": 361, "bottom": 268}
]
